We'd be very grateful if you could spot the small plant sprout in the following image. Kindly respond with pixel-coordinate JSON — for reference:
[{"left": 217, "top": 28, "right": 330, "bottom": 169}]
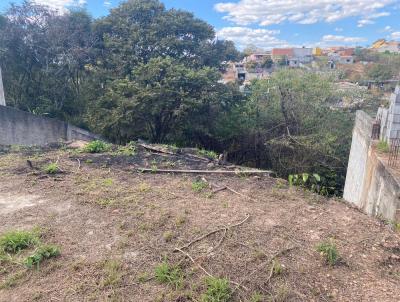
[
  {"left": 316, "top": 239, "right": 339, "bottom": 266},
  {"left": 82, "top": 140, "right": 111, "bottom": 153},
  {"left": 202, "top": 277, "right": 231, "bottom": 302},
  {"left": 24, "top": 244, "right": 60, "bottom": 269},
  {"left": 43, "top": 162, "right": 60, "bottom": 174},
  {"left": 191, "top": 179, "right": 209, "bottom": 192},
  {"left": 154, "top": 261, "right": 183, "bottom": 289}
]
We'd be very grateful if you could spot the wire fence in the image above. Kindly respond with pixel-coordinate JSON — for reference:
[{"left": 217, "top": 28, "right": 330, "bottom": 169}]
[{"left": 388, "top": 138, "right": 400, "bottom": 167}]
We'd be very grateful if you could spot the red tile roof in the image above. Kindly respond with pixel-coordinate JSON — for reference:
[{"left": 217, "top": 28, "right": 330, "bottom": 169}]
[{"left": 271, "top": 48, "right": 294, "bottom": 57}]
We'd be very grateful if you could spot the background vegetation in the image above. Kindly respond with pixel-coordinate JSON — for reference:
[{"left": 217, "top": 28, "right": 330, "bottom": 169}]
[{"left": 0, "top": 0, "right": 389, "bottom": 195}]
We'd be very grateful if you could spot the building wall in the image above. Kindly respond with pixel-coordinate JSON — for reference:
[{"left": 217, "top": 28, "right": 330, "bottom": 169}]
[
  {"left": 343, "top": 110, "right": 400, "bottom": 222},
  {"left": 0, "top": 106, "right": 101, "bottom": 146}
]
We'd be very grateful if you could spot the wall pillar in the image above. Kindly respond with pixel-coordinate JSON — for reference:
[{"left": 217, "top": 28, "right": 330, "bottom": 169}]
[{"left": 0, "top": 67, "right": 5, "bottom": 106}]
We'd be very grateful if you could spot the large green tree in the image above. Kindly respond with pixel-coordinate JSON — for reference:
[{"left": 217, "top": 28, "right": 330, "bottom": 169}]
[
  {"left": 87, "top": 57, "right": 236, "bottom": 143},
  {"left": 0, "top": 1, "right": 94, "bottom": 121}
]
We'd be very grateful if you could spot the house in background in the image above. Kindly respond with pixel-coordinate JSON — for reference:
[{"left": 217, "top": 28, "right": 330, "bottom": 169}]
[
  {"left": 271, "top": 48, "right": 293, "bottom": 63},
  {"left": 371, "top": 39, "right": 400, "bottom": 53},
  {"left": 244, "top": 52, "right": 271, "bottom": 64},
  {"left": 292, "top": 47, "right": 313, "bottom": 63}
]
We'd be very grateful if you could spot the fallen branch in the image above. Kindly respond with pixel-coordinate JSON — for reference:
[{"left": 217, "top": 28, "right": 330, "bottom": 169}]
[
  {"left": 232, "top": 246, "right": 297, "bottom": 293},
  {"left": 137, "top": 168, "right": 271, "bottom": 176},
  {"left": 138, "top": 143, "right": 176, "bottom": 155},
  {"left": 212, "top": 186, "right": 227, "bottom": 194},
  {"left": 203, "top": 177, "right": 258, "bottom": 202},
  {"left": 177, "top": 214, "right": 250, "bottom": 251}
]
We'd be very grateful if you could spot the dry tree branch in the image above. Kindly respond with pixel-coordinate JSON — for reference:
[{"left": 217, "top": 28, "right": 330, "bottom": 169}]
[{"left": 176, "top": 214, "right": 250, "bottom": 251}]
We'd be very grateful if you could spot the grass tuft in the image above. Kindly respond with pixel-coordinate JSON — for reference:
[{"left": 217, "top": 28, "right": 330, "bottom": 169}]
[
  {"left": 0, "top": 230, "right": 40, "bottom": 253},
  {"left": 316, "top": 239, "right": 339, "bottom": 266},
  {"left": 43, "top": 162, "right": 59, "bottom": 174},
  {"left": 102, "top": 259, "right": 123, "bottom": 287},
  {"left": 192, "top": 180, "right": 209, "bottom": 193},
  {"left": 24, "top": 244, "right": 60, "bottom": 269},
  {"left": 202, "top": 277, "right": 231, "bottom": 302},
  {"left": 154, "top": 261, "right": 183, "bottom": 289},
  {"left": 377, "top": 140, "right": 389, "bottom": 153}
]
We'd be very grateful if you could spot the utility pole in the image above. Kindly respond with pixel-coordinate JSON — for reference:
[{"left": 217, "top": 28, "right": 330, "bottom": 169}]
[{"left": 0, "top": 67, "right": 5, "bottom": 106}]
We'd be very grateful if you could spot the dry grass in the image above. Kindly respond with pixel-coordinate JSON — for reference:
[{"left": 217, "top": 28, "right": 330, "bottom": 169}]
[{"left": 0, "top": 144, "right": 400, "bottom": 301}]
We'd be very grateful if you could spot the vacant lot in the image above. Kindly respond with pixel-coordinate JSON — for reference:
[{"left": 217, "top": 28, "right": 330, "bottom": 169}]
[{"left": 0, "top": 144, "right": 400, "bottom": 302}]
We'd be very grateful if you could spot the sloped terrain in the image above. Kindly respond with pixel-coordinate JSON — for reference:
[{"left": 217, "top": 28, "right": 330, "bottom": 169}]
[{"left": 0, "top": 143, "right": 400, "bottom": 302}]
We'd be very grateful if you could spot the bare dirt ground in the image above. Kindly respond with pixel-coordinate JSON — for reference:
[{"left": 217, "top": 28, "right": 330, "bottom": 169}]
[{"left": 0, "top": 144, "right": 400, "bottom": 302}]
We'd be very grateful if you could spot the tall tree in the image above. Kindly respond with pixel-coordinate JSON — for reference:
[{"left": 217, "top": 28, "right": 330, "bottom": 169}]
[{"left": 0, "top": 1, "right": 94, "bottom": 120}]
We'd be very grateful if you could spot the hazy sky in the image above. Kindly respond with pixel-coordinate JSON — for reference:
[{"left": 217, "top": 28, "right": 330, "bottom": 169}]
[{"left": 2, "top": 0, "right": 400, "bottom": 49}]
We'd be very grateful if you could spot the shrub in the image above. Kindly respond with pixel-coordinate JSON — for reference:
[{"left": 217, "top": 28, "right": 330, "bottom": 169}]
[
  {"left": 154, "top": 261, "right": 183, "bottom": 289},
  {"left": 202, "top": 277, "right": 231, "bottom": 302},
  {"left": 43, "top": 162, "right": 59, "bottom": 174},
  {"left": 0, "top": 230, "right": 40, "bottom": 253},
  {"left": 24, "top": 244, "right": 60, "bottom": 269},
  {"left": 82, "top": 140, "right": 111, "bottom": 153},
  {"left": 316, "top": 240, "right": 339, "bottom": 266}
]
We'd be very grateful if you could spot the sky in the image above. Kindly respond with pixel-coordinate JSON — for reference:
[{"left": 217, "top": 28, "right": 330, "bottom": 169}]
[{"left": 1, "top": 0, "right": 400, "bottom": 50}]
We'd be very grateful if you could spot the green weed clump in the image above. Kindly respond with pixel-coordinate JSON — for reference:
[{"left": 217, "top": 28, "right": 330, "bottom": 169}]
[
  {"left": 82, "top": 140, "right": 111, "bottom": 153},
  {"left": 316, "top": 240, "right": 339, "bottom": 266},
  {"left": 43, "top": 162, "right": 59, "bottom": 174},
  {"left": 202, "top": 277, "right": 231, "bottom": 302},
  {"left": 117, "top": 142, "right": 136, "bottom": 156},
  {"left": 377, "top": 140, "right": 389, "bottom": 153},
  {"left": 0, "top": 230, "right": 40, "bottom": 253},
  {"left": 197, "top": 149, "right": 218, "bottom": 160},
  {"left": 192, "top": 180, "right": 209, "bottom": 192},
  {"left": 24, "top": 244, "right": 60, "bottom": 269},
  {"left": 154, "top": 261, "right": 183, "bottom": 289}
]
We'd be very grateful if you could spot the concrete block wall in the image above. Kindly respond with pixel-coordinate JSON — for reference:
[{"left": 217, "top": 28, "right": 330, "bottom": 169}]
[
  {"left": 344, "top": 111, "right": 373, "bottom": 208},
  {"left": 0, "top": 106, "right": 101, "bottom": 146},
  {"left": 385, "top": 86, "right": 400, "bottom": 141},
  {"left": 344, "top": 110, "right": 400, "bottom": 222}
]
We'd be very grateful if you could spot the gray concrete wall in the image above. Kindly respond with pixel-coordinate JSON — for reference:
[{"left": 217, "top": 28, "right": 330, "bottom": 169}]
[
  {"left": 0, "top": 67, "right": 5, "bottom": 106},
  {"left": 344, "top": 111, "right": 373, "bottom": 207},
  {"left": 0, "top": 106, "right": 100, "bottom": 146},
  {"left": 344, "top": 110, "right": 400, "bottom": 222}
]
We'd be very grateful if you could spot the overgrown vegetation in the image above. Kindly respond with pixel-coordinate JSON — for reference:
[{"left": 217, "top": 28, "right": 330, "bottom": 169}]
[
  {"left": 0, "top": 0, "right": 380, "bottom": 195},
  {"left": 317, "top": 240, "right": 339, "bottom": 266}
]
